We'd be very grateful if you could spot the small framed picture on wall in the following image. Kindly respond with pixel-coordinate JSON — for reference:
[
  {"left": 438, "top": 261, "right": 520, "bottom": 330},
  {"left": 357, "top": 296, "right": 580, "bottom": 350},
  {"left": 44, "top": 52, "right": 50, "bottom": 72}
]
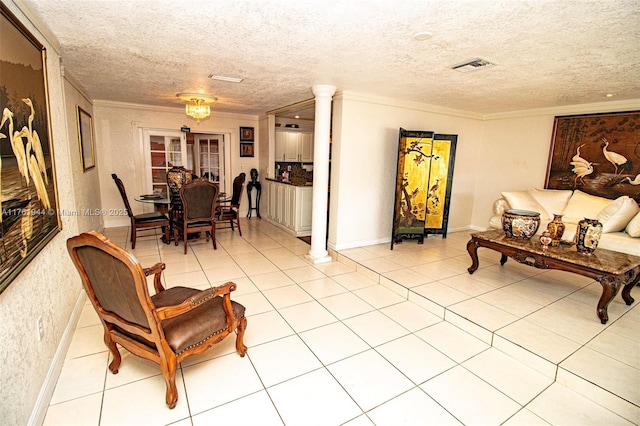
[
  {"left": 240, "top": 142, "right": 254, "bottom": 157},
  {"left": 240, "top": 126, "right": 254, "bottom": 141}
]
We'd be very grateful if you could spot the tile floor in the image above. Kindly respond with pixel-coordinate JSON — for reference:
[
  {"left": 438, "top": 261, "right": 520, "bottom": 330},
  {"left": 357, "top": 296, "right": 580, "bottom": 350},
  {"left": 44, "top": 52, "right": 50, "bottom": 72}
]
[{"left": 44, "top": 219, "right": 639, "bottom": 425}]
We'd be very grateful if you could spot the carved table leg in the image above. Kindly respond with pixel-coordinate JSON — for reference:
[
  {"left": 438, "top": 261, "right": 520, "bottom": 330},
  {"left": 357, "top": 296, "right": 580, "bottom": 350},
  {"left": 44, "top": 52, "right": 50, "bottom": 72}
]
[
  {"left": 621, "top": 268, "right": 640, "bottom": 306},
  {"left": 596, "top": 275, "right": 622, "bottom": 324},
  {"left": 467, "top": 238, "right": 480, "bottom": 274}
]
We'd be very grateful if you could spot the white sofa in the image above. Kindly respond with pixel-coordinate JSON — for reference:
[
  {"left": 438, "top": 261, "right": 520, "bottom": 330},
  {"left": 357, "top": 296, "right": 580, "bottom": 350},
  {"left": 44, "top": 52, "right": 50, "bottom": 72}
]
[{"left": 488, "top": 188, "right": 640, "bottom": 256}]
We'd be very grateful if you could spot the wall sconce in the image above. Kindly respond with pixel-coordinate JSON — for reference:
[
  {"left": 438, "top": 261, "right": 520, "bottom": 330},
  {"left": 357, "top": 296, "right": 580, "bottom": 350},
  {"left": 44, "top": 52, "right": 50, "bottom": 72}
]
[{"left": 176, "top": 93, "right": 217, "bottom": 123}]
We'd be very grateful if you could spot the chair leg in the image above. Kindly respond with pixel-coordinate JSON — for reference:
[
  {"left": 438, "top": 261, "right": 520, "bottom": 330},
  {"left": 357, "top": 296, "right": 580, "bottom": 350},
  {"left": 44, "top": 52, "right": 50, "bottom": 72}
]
[
  {"left": 105, "top": 336, "right": 122, "bottom": 373},
  {"left": 235, "top": 217, "right": 242, "bottom": 236},
  {"left": 211, "top": 223, "right": 217, "bottom": 250},
  {"left": 183, "top": 225, "right": 188, "bottom": 254},
  {"left": 236, "top": 316, "right": 248, "bottom": 356},
  {"left": 131, "top": 228, "right": 137, "bottom": 249},
  {"left": 160, "top": 355, "right": 179, "bottom": 409}
]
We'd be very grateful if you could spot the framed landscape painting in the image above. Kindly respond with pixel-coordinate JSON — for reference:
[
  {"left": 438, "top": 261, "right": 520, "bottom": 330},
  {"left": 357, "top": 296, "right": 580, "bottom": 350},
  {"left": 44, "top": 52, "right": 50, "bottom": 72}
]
[
  {"left": 0, "top": 4, "right": 61, "bottom": 293},
  {"left": 545, "top": 110, "right": 640, "bottom": 202}
]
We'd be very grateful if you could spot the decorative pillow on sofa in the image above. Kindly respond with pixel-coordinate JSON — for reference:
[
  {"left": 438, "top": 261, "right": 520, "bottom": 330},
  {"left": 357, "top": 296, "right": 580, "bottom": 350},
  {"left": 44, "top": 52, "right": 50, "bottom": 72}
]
[
  {"left": 597, "top": 196, "right": 640, "bottom": 233},
  {"left": 501, "top": 191, "right": 549, "bottom": 219},
  {"left": 561, "top": 190, "right": 613, "bottom": 225},
  {"left": 527, "top": 188, "right": 573, "bottom": 220},
  {"left": 625, "top": 212, "right": 640, "bottom": 237}
]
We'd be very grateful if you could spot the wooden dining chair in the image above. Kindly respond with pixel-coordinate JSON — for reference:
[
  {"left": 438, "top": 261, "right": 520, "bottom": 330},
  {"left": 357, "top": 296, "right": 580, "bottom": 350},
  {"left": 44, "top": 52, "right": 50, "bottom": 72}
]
[
  {"left": 111, "top": 173, "right": 169, "bottom": 249},
  {"left": 216, "top": 172, "right": 246, "bottom": 236},
  {"left": 173, "top": 178, "right": 219, "bottom": 254},
  {"left": 67, "top": 231, "right": 247, "bottom": 408}
]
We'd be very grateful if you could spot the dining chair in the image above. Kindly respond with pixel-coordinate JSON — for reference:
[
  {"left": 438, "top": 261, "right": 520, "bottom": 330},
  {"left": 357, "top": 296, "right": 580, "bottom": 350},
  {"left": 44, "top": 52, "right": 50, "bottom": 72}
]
[
  {"left": 111, "top": 173, "right": 169, "bottom": 249},
  {"left": 66, "top": 231, "right": 247, "bottom": 408},
  {"left": 216, "top": 172, "right": 246, "bottom": 236},
  {"left": 173, "top": 178, "right": 219, "bottom": 254}
]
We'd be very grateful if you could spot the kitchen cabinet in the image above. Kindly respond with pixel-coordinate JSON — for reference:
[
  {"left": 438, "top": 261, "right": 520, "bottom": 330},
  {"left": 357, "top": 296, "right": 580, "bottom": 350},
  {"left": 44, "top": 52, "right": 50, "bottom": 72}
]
[
  {"left": 265, "top": 180, "right": 313, "bottom": 236},
  {"left": 275, "top": 129, "right": 314, "bottom": 162}
]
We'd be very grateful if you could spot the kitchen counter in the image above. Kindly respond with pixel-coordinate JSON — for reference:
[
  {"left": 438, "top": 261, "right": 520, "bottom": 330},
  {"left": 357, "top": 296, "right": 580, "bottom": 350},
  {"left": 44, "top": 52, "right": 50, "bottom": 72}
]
[
  {"left": 266, "top": 177, "right": 313, "bottom": 187},
  {"left": 264, "top": 180, "right": 313, "bottom": 236}
]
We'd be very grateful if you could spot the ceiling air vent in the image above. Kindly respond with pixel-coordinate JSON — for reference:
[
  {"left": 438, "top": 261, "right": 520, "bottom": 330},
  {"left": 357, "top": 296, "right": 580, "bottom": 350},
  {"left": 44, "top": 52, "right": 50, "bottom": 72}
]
[{"left": 451, "top": 58, "right": 496, "bottom": 73}]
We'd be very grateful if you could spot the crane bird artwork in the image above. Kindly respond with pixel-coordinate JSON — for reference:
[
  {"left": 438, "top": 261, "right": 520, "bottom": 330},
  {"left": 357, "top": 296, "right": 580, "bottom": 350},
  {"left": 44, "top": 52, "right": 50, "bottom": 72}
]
[
  {"left": 621, "top": 174, "right": 640, "bottom": 185},
  {"left": 569, "top": 144, "right": 595, "bottom": 186},
  {"left": 601, "top": 136, "right": 628, "bottom": 175}
]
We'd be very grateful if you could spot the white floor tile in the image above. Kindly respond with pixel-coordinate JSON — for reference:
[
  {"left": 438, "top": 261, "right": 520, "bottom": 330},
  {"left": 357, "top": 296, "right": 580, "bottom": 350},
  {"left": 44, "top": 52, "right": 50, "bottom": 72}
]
[
  {"left": 415, "top": 322, "right": 489, "bottom": 363},
  {"left": 299, "top": 322, "right": 370, "bottom": 365},
  {"left": 278, "top": 300, "right": 338, "bottom": 332},
  {"left": 328, "top": 350, "right": 414, "bottom": 411},
  {"left": 422, "top": 365, "right": 521, "bottom": 426},
  {"left": 249, "top": 335, "right": 323, "bottom": 387},
  {"left": 262, "top": 284, "right": 314, "bottom": 309},
  {"left": 268, "top": 369, "right": 363, "bottom": 426},
  {"left": 318, "top": 292, "right": 375, "bottom": 320},
  {"left": 368, "top": 387, "right": 462, "bottom": 425},
  {"left": 43, "top": 392, "right": 102, "bottom": 426},
  {"left": 50, "top": 352, "right": 108, "bottom": 404},
  {"left": 192, "top": 390, "right": 283, "bottom": 426},
  {"left": 344, "top": 310, "right": 409, "bottom": 347}
]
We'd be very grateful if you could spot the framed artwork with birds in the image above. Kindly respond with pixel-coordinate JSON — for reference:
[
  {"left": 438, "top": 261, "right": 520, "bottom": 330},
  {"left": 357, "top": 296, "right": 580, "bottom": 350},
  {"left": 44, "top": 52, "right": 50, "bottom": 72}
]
[
  {"left": 391, "top": 128, "right": 457, "bottom": 249},
  {"left": 545, "top": 111, "right": 640, "bottom": 202},
  {"left": 0, "top": 4, "right": 61, "bottom": 293}
]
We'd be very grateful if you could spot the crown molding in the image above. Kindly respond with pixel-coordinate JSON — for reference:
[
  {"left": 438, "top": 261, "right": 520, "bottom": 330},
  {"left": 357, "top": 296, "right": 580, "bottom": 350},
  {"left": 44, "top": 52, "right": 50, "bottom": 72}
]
[
  {"left": 482, "top": 99, "right": 640, "bottom": 120},
  {"left": 12, "top": 0, "right": 61, "bottom": 54},
  {"left": 337, "top": 91, "right": 485, "bottom": 120},
  {"left": 92, "top": 100, "right": 258, "bottom": 120}
]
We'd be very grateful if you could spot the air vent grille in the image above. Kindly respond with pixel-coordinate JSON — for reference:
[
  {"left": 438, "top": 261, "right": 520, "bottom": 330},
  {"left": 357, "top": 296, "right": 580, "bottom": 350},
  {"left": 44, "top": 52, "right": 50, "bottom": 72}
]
[{"left": 451, "top": 58, "right": 496, "bottom": 73}]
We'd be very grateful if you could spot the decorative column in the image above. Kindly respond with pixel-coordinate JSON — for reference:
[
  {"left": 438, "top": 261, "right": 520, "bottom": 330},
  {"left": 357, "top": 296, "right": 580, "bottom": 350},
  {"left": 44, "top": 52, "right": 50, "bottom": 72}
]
[{"left": 306, "top": 85, "right": 336, "bottom": 263}]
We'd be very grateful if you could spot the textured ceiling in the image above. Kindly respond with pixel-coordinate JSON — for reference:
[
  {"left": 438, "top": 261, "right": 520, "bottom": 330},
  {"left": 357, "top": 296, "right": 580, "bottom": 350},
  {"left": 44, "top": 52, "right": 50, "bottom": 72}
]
[{"left": 22, "top": 0, "right": 640, "bottom": 117}]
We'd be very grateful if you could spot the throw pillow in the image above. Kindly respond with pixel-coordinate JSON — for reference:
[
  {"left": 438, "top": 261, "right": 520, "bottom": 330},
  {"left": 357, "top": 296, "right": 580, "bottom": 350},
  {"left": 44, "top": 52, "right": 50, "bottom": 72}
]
[
  {"left": 501, "top": 191, "right": 549, "bottom": 219},
  {"left": 626, "top": 212, "right": 640, "bottom": 237},
  {"left": 561, "top": 190, "right": 613, "bottom": 224},
  {"left": 597, "top": 196, "right": 640, "bottom": 233},
  {"left": 527, "top": 188, "right": 573, "bottom": 220}
]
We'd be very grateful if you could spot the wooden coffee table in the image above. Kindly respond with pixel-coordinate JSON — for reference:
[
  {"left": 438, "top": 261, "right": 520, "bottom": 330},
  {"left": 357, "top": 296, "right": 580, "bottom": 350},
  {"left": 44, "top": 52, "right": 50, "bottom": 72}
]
[{"left": 466, "top": 230, "right": 639, "bottom": 324}]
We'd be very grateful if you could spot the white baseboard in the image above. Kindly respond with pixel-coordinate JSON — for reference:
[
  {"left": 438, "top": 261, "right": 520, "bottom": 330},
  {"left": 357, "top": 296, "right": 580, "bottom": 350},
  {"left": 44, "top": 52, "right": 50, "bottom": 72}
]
[{"left": 28, "top": 291, "right": 87, "bottom": 426}]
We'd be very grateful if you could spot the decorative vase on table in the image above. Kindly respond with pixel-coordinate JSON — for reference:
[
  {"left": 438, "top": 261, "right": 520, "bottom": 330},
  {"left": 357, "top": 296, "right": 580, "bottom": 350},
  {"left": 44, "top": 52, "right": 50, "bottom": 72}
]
[
  {"left": 546, "top": 214, "right": 565, "bottom": 247},
  {"left": 502, "top": 209, "right": 540, "bottom": 239},
  {"left": 575, "top": 218, "right": 603, "bottom": 254},
  {"left": 539, "top": 230, "right": 552, "bottom": 249}
]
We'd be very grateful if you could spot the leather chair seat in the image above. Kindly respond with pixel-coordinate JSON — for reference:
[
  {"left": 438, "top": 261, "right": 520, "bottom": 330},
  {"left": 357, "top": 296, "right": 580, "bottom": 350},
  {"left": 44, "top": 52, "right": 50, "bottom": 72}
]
[{"left": 152, "top": 286, "right": 246, "bottom": 355}]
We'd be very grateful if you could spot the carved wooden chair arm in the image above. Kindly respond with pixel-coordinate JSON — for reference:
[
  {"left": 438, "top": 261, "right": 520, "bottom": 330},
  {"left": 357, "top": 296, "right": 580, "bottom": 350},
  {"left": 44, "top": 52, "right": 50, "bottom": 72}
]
[
  {"left": 143, "top": 262, "right": 166, "bottom": 293},
  {"left": 155, "top": 281, "right": 238, "bottom": 322}
]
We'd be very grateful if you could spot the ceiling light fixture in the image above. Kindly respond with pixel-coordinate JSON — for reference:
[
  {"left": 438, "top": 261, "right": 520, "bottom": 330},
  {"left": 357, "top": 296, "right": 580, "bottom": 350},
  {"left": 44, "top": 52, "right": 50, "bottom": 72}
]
[
  {"left": 450, "top": 58, "right": 496, "bottom": 73},
  {"left": 606, "top": 93, "right": 616, "bottom": 97},
  {"left": 414, "top": 31, "right": 433, "bottom": 41},
  {"left": 176, "top": 93, "right": 217, "bottom": 123},
  {"left": 208, "top": 74, "right": 244, "bottom": 83}
]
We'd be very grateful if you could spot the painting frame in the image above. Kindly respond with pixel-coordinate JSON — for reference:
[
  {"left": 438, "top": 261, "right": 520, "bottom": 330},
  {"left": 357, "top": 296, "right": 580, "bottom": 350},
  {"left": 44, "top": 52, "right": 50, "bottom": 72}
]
[
  {"left": 77, "top": 106, "right": 95, "bottom": 171},
  {"left": 545, "top": 110, "right": 640, "bottom": 202},
  {"left": 0, "top": 3, "right": 62, "bottom": 293},
  {"left": 240, "top": 126, "right": 254, "bottom": 141},
  {"left": 240, "top": 142, "right": 254, "bottom": 157}
]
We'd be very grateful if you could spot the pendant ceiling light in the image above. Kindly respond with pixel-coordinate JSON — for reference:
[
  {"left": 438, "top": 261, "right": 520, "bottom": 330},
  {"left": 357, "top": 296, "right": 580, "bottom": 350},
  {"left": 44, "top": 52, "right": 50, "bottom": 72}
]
[{"left": 176, "top": 93, "right": 217, "bottom": 123}]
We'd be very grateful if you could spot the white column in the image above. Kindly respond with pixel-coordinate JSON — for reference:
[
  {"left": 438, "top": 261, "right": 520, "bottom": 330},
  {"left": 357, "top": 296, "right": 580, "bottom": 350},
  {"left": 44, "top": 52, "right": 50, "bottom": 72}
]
[{"left": 306, "top": 85, "right": 336, "bottom": 264}]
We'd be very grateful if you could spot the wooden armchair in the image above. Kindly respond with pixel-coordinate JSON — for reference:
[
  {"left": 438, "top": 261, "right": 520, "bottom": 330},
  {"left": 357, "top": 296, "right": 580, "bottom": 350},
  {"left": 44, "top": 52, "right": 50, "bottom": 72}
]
[
  {"left": 216, "top": 172, "right": 246, "bottom": 236},
  {"left": 66, "top": 231, "right": 247, "bottom": 409}
]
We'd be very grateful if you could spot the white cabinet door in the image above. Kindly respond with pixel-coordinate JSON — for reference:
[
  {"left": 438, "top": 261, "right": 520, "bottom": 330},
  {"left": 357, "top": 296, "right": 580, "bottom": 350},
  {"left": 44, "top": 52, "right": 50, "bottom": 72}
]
[
  {"left": 299, "top": 133, "right": 314, "bottom": 162},
  {"left": 296, "top": 187, "right": 313, "bottom": 232},
  {"left": 275, "top": 131, "right": 286, "bottom": 161},
  {"left": 284, "top": 132, "right": 299, "bottom": 162}
]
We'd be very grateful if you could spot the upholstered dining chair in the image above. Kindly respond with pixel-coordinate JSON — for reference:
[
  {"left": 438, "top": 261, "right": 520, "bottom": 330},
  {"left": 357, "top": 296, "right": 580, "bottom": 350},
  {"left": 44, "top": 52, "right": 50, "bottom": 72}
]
[
  {"left": 166, "top": 166, "right": 195, "bottom": 233},
  {"left": 111, "top": 173, "right": 169, "bottom": 249},
  {"left": 173, "top": 178, "right": 219, "bottom": 254},
  {"left": 66, "top": 231, "right": 247, "bottom": 409},
  {"left": 216, "top": 172, "right": 246, "bottom": 236}
]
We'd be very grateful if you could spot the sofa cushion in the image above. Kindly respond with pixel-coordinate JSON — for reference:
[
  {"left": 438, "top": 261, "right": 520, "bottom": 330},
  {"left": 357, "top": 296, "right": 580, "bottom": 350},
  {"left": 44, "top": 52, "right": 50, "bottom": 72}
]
[
  {"left": 625, "top": 212, "right": 640, "bottom": 237},
  {"left": 596, "top": 196, "right": 640, "bottom": 233},
  {"left": 527, "top": 188, "right": 573, "bottom": 220},
  {"left": 561, "top": 190, "right": 613, "bottom": 225},
  {"left": 501, "top": 191, "right": 549, "bottom": 219},
  {"left": 599, "top": 232, "right": 640, "bottom": 256}
]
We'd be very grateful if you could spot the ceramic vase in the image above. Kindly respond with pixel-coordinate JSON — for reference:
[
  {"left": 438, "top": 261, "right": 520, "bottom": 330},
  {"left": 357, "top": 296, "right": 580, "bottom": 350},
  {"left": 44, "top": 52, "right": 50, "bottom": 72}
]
[
  {"left": 575, "top": 218, "right": 603, "bottom": 254},
  {"left": 539, "top": 230, "right": 552, "bottom": 249},
  {"left": 546, "top": 214, "right": 565, "bottom": 247},
  {"left": 502, "top": 209, "right": 540, "bottom": 239}
]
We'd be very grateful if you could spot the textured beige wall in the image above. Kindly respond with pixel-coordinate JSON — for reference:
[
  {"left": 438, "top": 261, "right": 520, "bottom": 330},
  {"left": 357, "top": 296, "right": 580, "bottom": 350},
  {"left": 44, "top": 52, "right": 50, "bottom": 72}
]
[
  {"left": 64, "top": 78, "right": 103, "bottom": 232},
  {"left": 0, "top": 2, "right": 84, "bottom": 424}
]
